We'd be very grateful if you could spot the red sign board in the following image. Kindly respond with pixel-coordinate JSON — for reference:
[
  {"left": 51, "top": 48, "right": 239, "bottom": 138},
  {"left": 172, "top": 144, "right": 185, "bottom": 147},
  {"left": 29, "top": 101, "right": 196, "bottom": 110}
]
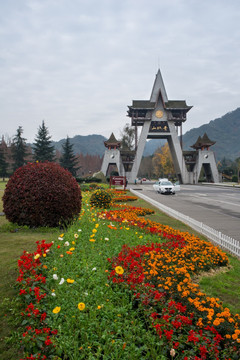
[{"left": 110, "top": 176, "right": 126, "bottom": 188}]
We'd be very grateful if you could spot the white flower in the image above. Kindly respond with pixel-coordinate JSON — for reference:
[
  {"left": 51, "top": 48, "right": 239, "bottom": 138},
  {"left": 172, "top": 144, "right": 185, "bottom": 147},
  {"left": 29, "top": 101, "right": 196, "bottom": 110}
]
[
  {"left": 78, "top": 229, "right": 82, "bottom": 232},
  {"left": 170, "top": 349, "right": 176, "bottom": 357},
  {"left": 51, "top": 292, "right": 56, "bottom": 297},
  {"left": 64, "top": 241, "right": 70, "bottom": 246},
  {"left": 58, "top": 237, "right": 63, "bottom": 241},
  {"left": 84, "top": 291, "right": 88, "bottom": 296},
  {"left": 53, "top": 274, "right": 58, "bottom": 280},
  {"left": 105, "top": 237, "right": 109, "bottom": 241},
  {"left": 92, "top": 267, "right": 97, "bottom": 271},
  {"left": 59, "top": 278, "right": 65, "bottom": 285}
]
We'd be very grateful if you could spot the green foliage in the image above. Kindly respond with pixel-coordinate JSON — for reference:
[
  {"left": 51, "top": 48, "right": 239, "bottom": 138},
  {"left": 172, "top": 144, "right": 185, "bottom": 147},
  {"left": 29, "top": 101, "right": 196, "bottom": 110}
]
[
  {"left": 60, "top": 136, "right": 79, "bottom": 176},
  {"left": 3, "top": 162, "right": 82, "bottom": 227},
  {"left": 76, "top": 176, "right": 101, "bottom": 183},
  {"left": 90, "top": 188, "right": 112, "bottom": 208},
  {"left": 92, "top": 171, "right": 107, "bottom": 183},
  {"left": 33, "top": 120, "right": 55, "bottom": 162},
  {"left": 11, "top": 126, "right": 27, "bottom": 171},
  {"left": 88, "top": 182, "right": 101, "bottom": 190},
  {"left": 0, "top": 147, "right": 8, "bottom": 180}
]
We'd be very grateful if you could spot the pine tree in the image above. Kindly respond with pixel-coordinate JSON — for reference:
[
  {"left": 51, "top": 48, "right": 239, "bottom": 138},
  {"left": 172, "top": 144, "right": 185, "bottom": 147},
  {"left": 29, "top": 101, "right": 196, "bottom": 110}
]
[
  {"left": 12, "top": 126, "right": 27, "bottom": 171},
  {"left": 60, "top": 136, "right": 79, "bottom": 176},
  {"left": 0, "top": 146, "right": 8, "bottom": 180},
  {"left": 33, "top": 120, "right": 55, "bottom": 162}
]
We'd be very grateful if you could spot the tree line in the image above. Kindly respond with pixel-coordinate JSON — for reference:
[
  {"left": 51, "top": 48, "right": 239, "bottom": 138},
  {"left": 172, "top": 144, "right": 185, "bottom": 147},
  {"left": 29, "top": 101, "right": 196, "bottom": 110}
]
[{"left": 0, "top": 121, "right": 103, "bottom": 180}]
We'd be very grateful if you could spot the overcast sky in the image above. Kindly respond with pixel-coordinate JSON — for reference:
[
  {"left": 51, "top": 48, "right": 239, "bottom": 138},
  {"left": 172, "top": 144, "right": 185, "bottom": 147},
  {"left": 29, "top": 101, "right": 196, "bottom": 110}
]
[{"left": 1, "top": 0, "right": 240, "bottom": 143}]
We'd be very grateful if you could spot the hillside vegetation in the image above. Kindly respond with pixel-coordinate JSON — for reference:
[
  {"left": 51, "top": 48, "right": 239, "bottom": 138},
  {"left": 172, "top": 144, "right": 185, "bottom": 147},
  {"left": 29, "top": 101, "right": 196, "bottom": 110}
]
[{"left": 49, "top": 108, "right": 240, "bottom": 161}]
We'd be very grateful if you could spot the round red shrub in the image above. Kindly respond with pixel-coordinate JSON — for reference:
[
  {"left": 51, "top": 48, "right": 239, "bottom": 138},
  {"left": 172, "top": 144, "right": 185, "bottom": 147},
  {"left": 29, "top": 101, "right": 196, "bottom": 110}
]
[{"left": 3, "top": 162, "right": 82, "bottom": 228}]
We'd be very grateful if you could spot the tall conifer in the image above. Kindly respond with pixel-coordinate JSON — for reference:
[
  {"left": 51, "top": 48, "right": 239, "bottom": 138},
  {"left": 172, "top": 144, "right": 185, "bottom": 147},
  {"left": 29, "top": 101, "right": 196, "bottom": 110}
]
[
  {"left": 0, "top": 146, "right": 8, "bottom": 180},
  {"left": 12, "top": 126, "right": 27, "bottom": 171},
  {"left": 60, "top": 136, "right": 79, "bottom": 176},
  {"left": 33, "top": 121, "right": 55, "bottom": 162}
]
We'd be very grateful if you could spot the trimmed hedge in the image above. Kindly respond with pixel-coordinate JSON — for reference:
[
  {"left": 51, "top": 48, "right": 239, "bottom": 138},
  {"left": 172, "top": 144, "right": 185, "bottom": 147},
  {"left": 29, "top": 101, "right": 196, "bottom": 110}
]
[
  {"left": 76, "top": 177, "right": 101, "bottom": 184},
  {"left": 3, "top": 162, "right": 82, "bottom": 228}
]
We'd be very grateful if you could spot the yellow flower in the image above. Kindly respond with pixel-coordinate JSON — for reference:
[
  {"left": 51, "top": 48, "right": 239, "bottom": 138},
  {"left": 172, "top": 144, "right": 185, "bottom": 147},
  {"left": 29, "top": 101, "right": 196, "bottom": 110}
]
[
  {"left": 34, "top": 254, "right": 40, "bottom": 260},
  {"left": 67, "top": 279, "right": 75, "bottom": 284},
  {"left": 78, "top": 302, "right": 85, "bottom": 311},
  {"left": 89, "top": 239, "right": 96, "bottom": 242},
  {"left": 97, "top": 305, "right": 102, "bottom": 310},
  {"left": 92, "top": 229, "right": 97, "bottom": 233},
  {"left": 52, "top": 306, "right": 61, "bottom": 314},
  {"left": 115, "top": 266, "right": 124, "bottom": 275},
  {"left": 74, "top": 233, "right": 79, "bottom": 239},
  {"left": 69, "top": 247, "right": 75, "bottom": 251},
  {"left": 59, "top": 233, "right": 64, "bottom": 237},
  {"left": 43, "top": 254, "right": 46, "bottom": 257}
]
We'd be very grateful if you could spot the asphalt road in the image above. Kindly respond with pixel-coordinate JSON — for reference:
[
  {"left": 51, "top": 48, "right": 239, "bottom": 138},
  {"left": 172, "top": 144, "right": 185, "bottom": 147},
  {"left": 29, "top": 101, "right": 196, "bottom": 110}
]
[{"left": 130, "top": 183, "right": 240, "bottom": 243}]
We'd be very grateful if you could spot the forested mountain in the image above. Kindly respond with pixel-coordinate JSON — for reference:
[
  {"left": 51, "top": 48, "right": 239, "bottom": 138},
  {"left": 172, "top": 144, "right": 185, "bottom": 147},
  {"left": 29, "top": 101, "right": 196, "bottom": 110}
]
[
  {"left": 52, "top": 134, "right": 107, "bottom": 156},
  {"left": 52, "top": 134, "right": 163, "bottom": 157},
  {"left": 181, "top": 108, "right": 240, "bottom": 161},
  {"left": 50, "top": 108, "right": 240, "bottom": 161},
  {"left": 143, "top": 108, "right": 240, "bottom": 161}
]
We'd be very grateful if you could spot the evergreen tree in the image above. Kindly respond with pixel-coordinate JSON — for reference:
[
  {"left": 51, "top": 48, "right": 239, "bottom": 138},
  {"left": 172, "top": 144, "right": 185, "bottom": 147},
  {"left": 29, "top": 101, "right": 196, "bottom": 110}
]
[
  {"left": 12, "top": 126, "right": 27, "bottom": 171},
  {"left": 60, "top": 136, "right": 79, "bottom": 176},
  {"left": 0, "top": 146, "right": 8, "bottom": 180},
  {"left": 33, "top": 120, "right": 55, "bottom": 162}
]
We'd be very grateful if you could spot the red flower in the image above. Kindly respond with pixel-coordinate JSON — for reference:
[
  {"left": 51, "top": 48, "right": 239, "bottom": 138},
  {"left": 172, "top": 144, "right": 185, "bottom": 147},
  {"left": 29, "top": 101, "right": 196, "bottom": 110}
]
[
  {"left": 164, "top": 329, "right": 174, "bottom": 341},
  {"left": 187, "top": 330, "right": 199, "bottom": 344}
]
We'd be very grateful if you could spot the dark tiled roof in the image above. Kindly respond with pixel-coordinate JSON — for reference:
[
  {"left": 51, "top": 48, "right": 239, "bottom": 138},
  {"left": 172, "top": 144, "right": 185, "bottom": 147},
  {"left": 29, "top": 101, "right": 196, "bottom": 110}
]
[
  {"left": 191, "top": 133, "right": 215, "bottom": 149},
  {"left": 104, "top": 133, "right": 121, "bottom": 146},
  {"left": 164, "top": 100, "right": 192, "bottom": 110},
  {"left": 130, "top": 100, "right": 156, "bottom": 109}
]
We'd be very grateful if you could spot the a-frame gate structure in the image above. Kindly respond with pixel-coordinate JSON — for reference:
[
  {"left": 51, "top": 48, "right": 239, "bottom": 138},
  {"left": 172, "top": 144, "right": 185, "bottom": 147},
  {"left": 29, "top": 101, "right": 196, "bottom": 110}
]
[{"left": 127, "top": 69, "right": 192, "bottom": 183}]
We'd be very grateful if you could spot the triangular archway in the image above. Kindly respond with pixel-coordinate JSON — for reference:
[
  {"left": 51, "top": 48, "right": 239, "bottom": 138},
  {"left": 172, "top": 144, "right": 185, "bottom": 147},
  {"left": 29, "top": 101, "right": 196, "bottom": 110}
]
[{"left": 127, "top": 69, "right": 192, "bottom": 183}]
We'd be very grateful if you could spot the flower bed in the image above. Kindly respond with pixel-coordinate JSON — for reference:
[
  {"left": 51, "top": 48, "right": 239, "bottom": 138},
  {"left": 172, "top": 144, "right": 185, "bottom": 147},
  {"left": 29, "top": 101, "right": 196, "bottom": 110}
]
[{"left": 15, "top": 192, "right": 240, "bottom": 359}]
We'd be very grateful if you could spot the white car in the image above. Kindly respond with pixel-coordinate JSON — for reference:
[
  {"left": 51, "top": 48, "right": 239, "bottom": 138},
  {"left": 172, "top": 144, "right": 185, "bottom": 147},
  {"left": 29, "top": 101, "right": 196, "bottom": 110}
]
[
  {"left": 153, "top": 180, "right": 176, "bottom": 195},
  {"left": 173, "top": 181, "right": 181, "bottom": 192}
]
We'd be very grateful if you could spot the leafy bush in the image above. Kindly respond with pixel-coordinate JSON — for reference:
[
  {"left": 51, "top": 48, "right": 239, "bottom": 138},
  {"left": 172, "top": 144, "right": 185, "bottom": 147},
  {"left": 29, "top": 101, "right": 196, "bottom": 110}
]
[
  {"left": 3, "top": 162, "right": 82, "bottom": 228},
  {"left": 90, "top": 189, "right": 112, "bottom": 208},
  {"left": 232, "top": 174, "right": 238, "bottom": 182},
  {"left": 79, "top": 183, "right": 104, "bottom": 192},
  {"left": 89, "top": 183, "right": 102, "bottom": 190}
]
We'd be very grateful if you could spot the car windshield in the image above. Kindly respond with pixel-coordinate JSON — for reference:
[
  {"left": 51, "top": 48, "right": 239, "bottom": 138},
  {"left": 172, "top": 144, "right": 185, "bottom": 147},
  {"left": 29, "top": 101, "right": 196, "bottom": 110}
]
[{"left": 161, "top": 181, "right": 172, "bottom": 185}]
